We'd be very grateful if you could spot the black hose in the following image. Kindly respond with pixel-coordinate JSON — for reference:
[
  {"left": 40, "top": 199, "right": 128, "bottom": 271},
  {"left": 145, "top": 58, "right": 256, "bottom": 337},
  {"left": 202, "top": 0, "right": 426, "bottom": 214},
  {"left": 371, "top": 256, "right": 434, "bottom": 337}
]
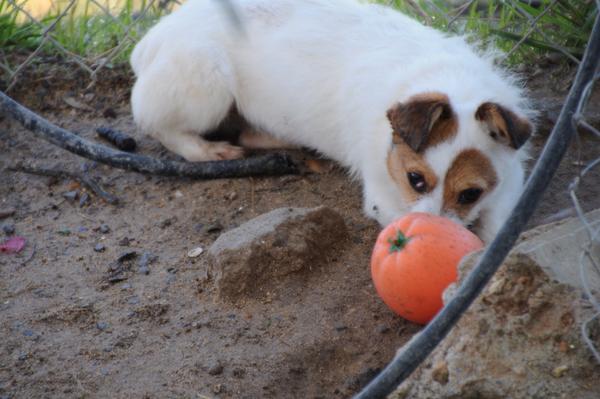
[
  {"left": 354, "top": 11, "right": 600, "bottom": 399},
  {"left": 0, "top": 91, "right": 299, "bottom": 179}
]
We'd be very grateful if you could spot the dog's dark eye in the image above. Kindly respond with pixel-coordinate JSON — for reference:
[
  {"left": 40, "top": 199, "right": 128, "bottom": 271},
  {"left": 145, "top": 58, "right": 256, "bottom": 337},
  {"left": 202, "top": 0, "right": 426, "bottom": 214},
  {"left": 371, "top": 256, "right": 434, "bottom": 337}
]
[
  {"left": 407, "top": 172, "right": 427, "bottom": 193},
  {"left": 458, "top": 188, "right": 483, "bottom": 205}
]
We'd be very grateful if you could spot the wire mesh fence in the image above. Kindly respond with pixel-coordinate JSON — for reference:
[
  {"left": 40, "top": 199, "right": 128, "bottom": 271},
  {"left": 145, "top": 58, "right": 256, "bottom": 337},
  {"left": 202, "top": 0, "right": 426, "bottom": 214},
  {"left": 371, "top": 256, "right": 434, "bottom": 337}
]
[
  {"left": 1, "top": 0, "right": 599, "bottom": 396},
  {"left": 0, "top": 0, "right": 597, "bottom": 90},
  {"left": 570, "top": 68, "right": 600, "bottom": 364}
]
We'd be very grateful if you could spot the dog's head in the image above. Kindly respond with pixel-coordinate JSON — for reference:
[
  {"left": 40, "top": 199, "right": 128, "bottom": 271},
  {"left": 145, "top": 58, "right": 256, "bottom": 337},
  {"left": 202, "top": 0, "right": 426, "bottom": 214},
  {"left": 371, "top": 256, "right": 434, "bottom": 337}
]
[{"left": 386, "top": 92, "right": 532, "bottom": 242}]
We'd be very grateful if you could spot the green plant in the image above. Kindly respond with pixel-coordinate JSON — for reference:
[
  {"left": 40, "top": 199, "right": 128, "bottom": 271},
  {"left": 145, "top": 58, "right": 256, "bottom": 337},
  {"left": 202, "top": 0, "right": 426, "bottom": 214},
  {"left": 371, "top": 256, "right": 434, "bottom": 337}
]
[
  {"left": 0, "top": 0, "right": 42, "bottom": 51},
  {"left": 374, "top": 0, "right": 598, "bottom": 64},
  {"left": 0, "top": 0, "right": 169, "bottom": 64}
]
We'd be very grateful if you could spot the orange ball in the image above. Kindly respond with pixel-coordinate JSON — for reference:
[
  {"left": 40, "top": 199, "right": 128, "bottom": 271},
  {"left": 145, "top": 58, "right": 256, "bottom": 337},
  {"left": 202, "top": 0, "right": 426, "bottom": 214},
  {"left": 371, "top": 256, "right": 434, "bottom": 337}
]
[{"left": 370, "top": 212, "right": 483, "bottom": 324}]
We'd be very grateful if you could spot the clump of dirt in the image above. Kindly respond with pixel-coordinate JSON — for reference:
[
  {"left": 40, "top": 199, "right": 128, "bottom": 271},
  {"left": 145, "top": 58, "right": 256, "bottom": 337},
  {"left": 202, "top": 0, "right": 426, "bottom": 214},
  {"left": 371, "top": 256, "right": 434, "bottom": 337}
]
[{"left": 0, "top": 60, "right": 599, "bottom": 398}]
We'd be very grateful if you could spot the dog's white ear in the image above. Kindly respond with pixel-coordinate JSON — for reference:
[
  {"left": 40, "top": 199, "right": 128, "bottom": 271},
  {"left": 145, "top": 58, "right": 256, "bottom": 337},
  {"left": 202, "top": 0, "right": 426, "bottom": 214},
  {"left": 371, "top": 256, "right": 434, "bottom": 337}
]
[
  {"left": 386, "top": 92, "right": 456, "bottom": 153},
  {"left": 475, "top": 102, "right": 532, "bottom": 150}
]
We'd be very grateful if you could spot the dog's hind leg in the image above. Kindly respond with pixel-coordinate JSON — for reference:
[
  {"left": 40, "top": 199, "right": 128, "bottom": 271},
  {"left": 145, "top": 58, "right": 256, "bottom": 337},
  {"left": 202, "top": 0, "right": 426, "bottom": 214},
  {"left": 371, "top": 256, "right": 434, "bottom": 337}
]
[{"left": 131, "top": 47, "right": 244, "bottom": 161}]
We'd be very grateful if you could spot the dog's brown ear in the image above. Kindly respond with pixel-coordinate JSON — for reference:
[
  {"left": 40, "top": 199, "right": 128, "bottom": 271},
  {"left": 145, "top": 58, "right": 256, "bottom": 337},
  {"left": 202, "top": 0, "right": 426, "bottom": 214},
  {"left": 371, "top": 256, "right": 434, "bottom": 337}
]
[
  {"left": 475, "top": 102, "right": 532, "bottom": 150},
  {"left": 386, "top": 93, "right": 456, "bottom": 153}
]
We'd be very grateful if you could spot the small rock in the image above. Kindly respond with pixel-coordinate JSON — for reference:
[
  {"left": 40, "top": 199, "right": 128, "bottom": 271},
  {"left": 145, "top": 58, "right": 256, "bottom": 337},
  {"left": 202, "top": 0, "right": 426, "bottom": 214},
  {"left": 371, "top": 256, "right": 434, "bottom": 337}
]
[
  {"left": 376, "top": 324, "right": 390, "bottom": 334},
  {"left": 0, "top": 208, "right": 16, "bottom": 219},
  {"left": 232, "top": 367, "right": 246, "bottom": 378},
  {"left": 17, "top": 351, "right": 28, "bottom": 361},
  {"left": 139, "top": 252, "right": 158, "bottom": 268},
  {"left": 212, "top": 384, "right": 224, "bottom": 394},
  {"left": 63, "top": 191, "right": 79, "bottom": 201},
  {"left": 206, "top": 222, "right": 223, "bottom": 234},
  {"left": 117, "top": 251, "right": 137, "bottom": 263},
  {"left": 94, "top": 243, "right": 106, "bottom": 252},
  {"left": 99, "top": 224, "right": 110, "bottom": 234},
  {"left": 552, "top": 365, "right": 569, "bottom": 378},
  {"left": 208, "top": 206, "right": 347, "bottom": 301},
  {"left": 225, "top": 191, "right": 238, "bottom": 201},
  {"left": 103, "top": 107, "right": 117, "bottom": 119},
  {"left": 127, "top": 296, "right": 140, "bottom": 305},
  {"left": 174, "top": 190, "right": 184, "bottom": 198},
  {"left": 138, "top": 265, "right": 150, "bottom": 275},
  {"left": 96, "top": 322, "right": 109, "bottom": 331},
  {"left": 57, "top": 228, "right": 71, "bottom": 236},
  {"left": 158, "top": 217, "right": 175, "bottom": 229},
  {"left": 79, "top": 192, "right": 90, "bottom": 207},
  {"left": 2, "top": 223, "right": 15, "bottom": 235},
  {"left": 431, "top": 361, "right": 449, "bottom": 385},
  {"left": 194, "top": 223, "right": 205, "bottom": 233},
  {"left": 108, "top": 273, "right": 127, "bottom": 283},
  {"left": 121, "top": 283, "right": 132, "bottom": 290},
  {"left": 22, "top": 329, "right": 36, "bottom": 338},
  {"left": 187, "top": 247, "right": 204, "bottom": 258},
  {"left": 118, "top": 237, "right": 131, "bottom": 246},
  {"left": 334, "top": 324, "right": 348, "bottom": 332},
  {"left": 208, "top": 361, "right": 224, "bottom": 375}
]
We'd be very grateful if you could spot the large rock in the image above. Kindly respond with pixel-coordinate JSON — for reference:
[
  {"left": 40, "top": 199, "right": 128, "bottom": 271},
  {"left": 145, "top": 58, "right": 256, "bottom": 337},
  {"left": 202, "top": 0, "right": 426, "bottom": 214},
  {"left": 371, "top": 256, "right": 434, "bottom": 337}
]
[
  {"left": 392, "top": 210, "right": 600, "bottom": 399},
  {"left": 208, "top": 206, "right": 348, "bottom": 301}
]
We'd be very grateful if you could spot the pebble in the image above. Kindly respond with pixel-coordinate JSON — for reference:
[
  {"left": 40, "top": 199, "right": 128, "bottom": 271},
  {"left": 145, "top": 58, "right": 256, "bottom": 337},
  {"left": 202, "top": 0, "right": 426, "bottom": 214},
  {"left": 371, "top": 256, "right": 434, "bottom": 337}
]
[
  {"left": 225, "top": 191, "right": 237, "bottom": 201},
  {"left": 187, "top": 247, "right": 204, "bottom": 258},
  {"left": 99, "top": 224, "right": 110, "bottom": 234},
  {"left": 206, "top": 223, "right": 223, "bottom": 234},
  {"left": 94, "top": 243, "right": 106, "bottom": 252},
  {"left": 121, "top": 283, "right": 132, "bottom": 290},
  {"left": 117, "top": 251, "right": 137, "bottom": 263},
  {"left": 103, "top": 107, "right": 117, "bottom": 119},
  {"left": 138, "top": 265, "right": 150, "bottom": 275},
  {"left": 127, "top": 296, "right": 140, "bottom": 305},
  {"left": 334, "top": 324, "right": 348, "bottom": 332},
  {"left": 376, "top": 324, "right": 390, "bottom": 334},
  {"left": 139, "top": 252, "right": 158, "bottom": 268},
  {"left": 2, "top": 224, "right": 15, "bottom": 235},
  {"left": 96, "top": 322, "right": 109, "bottom": 331},
  {"left": 158, "top": 218, "right": 174, "bottom": 229},
  {"left": 208, "top": 361, "right": 224, "bottom": 375},
  {"left": 212, "top": 384, "right": 224, "bottom": 394},
  {"left": 63, "top": 191, "right": 79, "bottom": 201},
  {"left": 79, "top": 193, "right": 90, "bottom": 207},
  {"left": 22, "top": 329, "right": 39, "bottom": 340},
  {"left": 57, "top": 228, "right": 71, "bottom": 236},
  {"left": 194, "top": 223, "right": 205, "bottom": 233},
  {"left": 0, "top": 208, "right": 16, "bottom": 219},
  {"left": 552, "top": 365, "right": 569, "bottom": 378},
  {"left": 118, "top": 237, "right": 131, "bottom": 246},
  {"left": 232, "top": 367, "right": 246, "bottom": 378}
]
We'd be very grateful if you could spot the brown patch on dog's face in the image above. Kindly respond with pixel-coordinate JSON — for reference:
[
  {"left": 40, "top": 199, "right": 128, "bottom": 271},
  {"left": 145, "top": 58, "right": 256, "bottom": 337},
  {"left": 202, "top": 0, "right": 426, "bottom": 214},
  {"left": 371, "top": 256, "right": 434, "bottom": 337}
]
[
  {"left": 387, "top": 92, "right": 458, "bottom": 153},
  {"left": 387, "top": 142, "right": 438, "bottom": 203},
  {"left": 443, "top": 149, "right": 498, "bottom": 218},
  {"left": 475, "top": 102, "right": 532, "bottom": 149}
]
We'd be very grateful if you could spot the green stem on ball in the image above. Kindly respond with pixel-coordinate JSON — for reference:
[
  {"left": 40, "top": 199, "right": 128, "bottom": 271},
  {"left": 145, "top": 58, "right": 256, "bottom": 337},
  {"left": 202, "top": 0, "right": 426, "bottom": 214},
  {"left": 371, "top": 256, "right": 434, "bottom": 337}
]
[{"left": 389, "top": 230, "right": 411, "bottom": 253}]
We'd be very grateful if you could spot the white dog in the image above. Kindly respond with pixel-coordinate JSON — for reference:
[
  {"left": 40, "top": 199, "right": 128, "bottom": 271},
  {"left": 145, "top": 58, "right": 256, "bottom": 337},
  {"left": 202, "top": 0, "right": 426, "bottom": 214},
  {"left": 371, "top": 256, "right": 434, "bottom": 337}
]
[{"left": 130, "top": 0, "right": 534, "bottom": 242}]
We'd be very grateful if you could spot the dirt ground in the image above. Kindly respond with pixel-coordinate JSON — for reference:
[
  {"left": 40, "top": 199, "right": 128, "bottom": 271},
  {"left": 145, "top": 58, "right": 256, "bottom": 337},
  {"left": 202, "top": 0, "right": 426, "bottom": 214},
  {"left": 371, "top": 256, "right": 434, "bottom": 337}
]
[{"left": 0, "top": 61, "right": 599, "bottom": 399}]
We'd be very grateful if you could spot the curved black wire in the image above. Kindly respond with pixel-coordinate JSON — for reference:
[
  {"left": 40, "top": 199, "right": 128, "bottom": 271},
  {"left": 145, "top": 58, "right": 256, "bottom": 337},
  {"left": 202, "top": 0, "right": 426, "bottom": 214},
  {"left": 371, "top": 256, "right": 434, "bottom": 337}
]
[
  {"left": 355, "top": 12, "right": 600, "bottom": 399},
  {"left": 0, "top": 92, "right": 299, "bottom": 179}
]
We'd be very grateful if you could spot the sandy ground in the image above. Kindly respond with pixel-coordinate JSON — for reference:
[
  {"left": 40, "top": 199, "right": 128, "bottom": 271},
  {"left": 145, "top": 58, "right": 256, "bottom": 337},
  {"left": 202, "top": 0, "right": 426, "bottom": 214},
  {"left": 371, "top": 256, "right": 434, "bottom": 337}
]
[{"left": 0, "top": 62, "right": 599, "bottom": 398}]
